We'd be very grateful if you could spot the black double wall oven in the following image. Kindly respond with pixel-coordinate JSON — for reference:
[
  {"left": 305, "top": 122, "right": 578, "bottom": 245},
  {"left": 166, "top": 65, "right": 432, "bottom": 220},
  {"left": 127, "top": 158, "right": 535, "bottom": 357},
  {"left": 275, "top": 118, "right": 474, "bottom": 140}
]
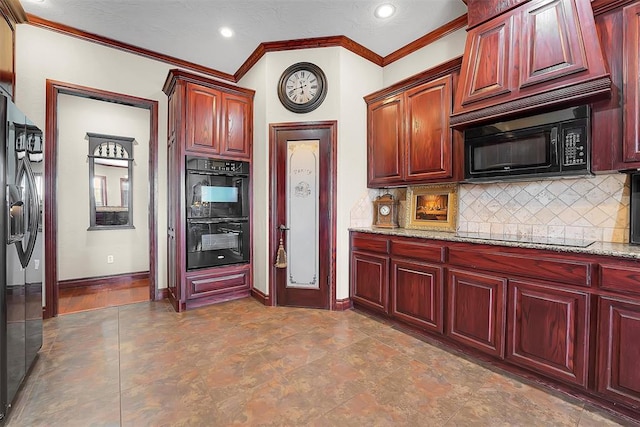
[{"left": 185, "top": 156, "right": 249, "bottom": 270}]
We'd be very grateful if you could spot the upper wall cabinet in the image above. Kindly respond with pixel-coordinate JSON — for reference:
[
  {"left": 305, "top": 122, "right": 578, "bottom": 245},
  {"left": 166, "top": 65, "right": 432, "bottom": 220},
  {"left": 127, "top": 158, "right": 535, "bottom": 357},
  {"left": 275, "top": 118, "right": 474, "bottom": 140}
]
[
  {"left": 365, "top": 58, "right": 462, "bottom": 188},
  {"left": 623, "top": 2, "right": 640, "bottom": 164},
  {"left": 451, "top": 0, "right": 611, "bottom": 128},
  {"left": 163, "top": 69, "right": 254, "bottom": 161},
  {"left": 0, "top": 0, "right": 27, "bottom": 99}
]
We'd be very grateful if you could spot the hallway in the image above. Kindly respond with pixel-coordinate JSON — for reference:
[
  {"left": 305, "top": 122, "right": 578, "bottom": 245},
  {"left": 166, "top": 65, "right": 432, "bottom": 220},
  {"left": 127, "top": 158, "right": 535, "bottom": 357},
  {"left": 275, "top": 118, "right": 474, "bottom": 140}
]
[{"left": 6, "top": 298, "right": 631, "bottom": 426}]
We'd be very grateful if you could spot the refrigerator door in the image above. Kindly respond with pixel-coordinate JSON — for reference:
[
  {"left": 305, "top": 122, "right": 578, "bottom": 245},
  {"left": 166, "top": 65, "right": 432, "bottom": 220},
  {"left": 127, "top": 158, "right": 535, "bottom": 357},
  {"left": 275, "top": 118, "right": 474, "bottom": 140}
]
[
  {"left": 14, "top": 158, "right": 38, "bottom": 269},
  {"left": 3, "top": 96, "right": 27, "bottom": 413}
]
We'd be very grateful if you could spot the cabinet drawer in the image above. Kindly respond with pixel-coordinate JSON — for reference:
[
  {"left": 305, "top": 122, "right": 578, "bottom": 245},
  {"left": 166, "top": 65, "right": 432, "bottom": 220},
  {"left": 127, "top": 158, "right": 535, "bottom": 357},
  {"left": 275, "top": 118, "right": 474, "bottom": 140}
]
[
  {"left": 600, "top": 264, "right": 640, "bottom": 296},
  {"left": 448, "top": 248, "right": 591, "bottom": 287},
  {"left": 351, "top": 234, "right": 389, "bottom": 254},
  {"left": 186, "top": 269, "right": 249, "bottom": 299},
  {"left": 391, "top": 240, "right": 444, "bottom": 263}
]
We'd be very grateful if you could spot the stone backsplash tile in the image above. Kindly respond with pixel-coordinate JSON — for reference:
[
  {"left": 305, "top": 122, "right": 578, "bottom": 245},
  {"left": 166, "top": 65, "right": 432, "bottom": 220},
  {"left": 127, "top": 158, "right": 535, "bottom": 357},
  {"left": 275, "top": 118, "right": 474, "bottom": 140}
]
[{"left": 458, "top": 173, "right": 630, "bottom": 243}]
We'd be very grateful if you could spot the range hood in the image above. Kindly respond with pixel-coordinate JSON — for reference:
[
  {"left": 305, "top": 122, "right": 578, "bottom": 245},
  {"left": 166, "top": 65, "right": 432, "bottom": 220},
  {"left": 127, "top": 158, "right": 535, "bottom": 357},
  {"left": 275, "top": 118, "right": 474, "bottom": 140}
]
[{"left": 450, "top": 0, "right": 611, "bottom": 129}]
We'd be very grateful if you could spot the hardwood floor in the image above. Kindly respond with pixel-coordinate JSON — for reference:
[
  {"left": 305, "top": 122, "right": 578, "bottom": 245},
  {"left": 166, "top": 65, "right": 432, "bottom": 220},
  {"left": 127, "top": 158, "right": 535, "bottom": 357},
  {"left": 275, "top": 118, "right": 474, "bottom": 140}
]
[{"left": 58, "top": 279, "right": 150, "bottom": 315}]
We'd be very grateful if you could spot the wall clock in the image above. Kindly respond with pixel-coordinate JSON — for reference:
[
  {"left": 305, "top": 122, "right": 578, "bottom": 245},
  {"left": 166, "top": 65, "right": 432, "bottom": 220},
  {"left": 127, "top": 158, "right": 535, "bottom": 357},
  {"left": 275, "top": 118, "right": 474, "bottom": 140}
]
[{"left": 277, "top": 62, "right": 328, "bottom": 113}]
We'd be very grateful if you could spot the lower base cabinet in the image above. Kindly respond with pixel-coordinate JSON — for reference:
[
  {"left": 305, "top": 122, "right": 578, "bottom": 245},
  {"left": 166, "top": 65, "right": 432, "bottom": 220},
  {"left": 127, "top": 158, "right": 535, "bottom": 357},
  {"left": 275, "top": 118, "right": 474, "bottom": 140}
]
[
  {"left": 597, "top": 297, "right": 640, "bottom": 409},
  {"left": 350, "top": 250, "right": 389, "bottom": 314},
  {"left": 349, "top": 231, "right": 640, "bottom": 420},
  {"left": 507, "top": 280, "right": 589, "bottom": 387},
  {"left": 447, "top": 268, "right": 506, "bottom": 358},
  {"left": 390, "top": 259, "right": 443, "bottom": 333}
]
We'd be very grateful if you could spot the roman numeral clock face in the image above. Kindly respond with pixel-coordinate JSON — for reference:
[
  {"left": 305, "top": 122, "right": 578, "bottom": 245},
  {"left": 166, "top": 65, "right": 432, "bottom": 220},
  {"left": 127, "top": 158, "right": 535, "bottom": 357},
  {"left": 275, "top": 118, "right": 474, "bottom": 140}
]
[{"left": 278, "top": 62, "right": 328, "bottom": 113}]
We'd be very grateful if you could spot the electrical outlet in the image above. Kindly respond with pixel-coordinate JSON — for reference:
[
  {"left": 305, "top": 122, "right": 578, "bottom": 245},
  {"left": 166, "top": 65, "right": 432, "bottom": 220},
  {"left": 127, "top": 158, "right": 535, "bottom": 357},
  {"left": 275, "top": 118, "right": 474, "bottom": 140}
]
[
  {"left": 107, "top": 255, "right": 114, "bottom": 264},
  {"left": 34, "top": 259, "right": 40, "bottom": 270}
]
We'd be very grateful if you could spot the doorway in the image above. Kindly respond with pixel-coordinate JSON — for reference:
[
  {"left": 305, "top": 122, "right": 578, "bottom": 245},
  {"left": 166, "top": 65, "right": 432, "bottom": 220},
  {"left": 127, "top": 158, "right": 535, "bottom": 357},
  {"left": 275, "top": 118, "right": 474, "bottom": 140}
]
[
  {"left": 44, "top": 80, "right": 158, "bottom": 318},
  {"left": 269, "top": 121, "right": 336, "bottom": 309}
]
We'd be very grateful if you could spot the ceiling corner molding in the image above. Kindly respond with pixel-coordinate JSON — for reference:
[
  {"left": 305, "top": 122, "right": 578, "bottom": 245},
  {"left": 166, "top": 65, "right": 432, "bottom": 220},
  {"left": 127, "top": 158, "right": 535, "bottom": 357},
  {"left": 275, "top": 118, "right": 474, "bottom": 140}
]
[
  {"left": 591, "top": 0, "right": 637, "bottom": 15},
  {"left": 25, "top": 14, "right": 236, "bottom": 83},
  {"left": 0, "top": 0, "right": 27, "bottom": 27},
  {"left": 383, "top": 13, "right": 468, "bottom": 66},
  {"left": 234, "top": 35, "right": 383, "bottom": 81}
]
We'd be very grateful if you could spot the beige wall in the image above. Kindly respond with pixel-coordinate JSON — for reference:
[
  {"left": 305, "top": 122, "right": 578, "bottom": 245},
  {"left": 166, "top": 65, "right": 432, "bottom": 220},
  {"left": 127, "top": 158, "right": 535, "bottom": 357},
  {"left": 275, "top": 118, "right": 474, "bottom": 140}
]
[
  {"left": 15, "top": 24, "right": 175, "bottom": 292},
  {"left": 240, "top": 47, "right": 382, "bottom": 299},
  {"left": 57, "top": 94, "right": 149, "bottom": 280},
  {"left": 13, "top": 19, "right": 474, "bottom": 304}
]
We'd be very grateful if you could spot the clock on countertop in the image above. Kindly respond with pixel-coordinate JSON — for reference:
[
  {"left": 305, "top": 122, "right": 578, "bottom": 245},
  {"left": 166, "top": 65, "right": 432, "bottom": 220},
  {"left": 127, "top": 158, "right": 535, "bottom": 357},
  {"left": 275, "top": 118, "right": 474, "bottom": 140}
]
[
  {"left": 373, "top": 194, "right": 399, "bottom": 229},
  {"left": 278, "top": 62, "right": 328, "bottom": 113}
]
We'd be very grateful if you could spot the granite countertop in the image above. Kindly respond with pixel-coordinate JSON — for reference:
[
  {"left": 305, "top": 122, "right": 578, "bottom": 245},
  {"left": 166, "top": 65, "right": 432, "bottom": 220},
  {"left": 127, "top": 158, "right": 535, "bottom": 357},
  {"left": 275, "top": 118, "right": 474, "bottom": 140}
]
[{"left": 349, "top": 227, "right": 640, "bottom": 260}]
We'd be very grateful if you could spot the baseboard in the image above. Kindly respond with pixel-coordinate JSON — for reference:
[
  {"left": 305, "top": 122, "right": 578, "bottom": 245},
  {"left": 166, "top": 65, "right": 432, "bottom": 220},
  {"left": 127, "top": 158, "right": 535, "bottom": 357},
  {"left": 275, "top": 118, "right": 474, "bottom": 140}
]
[
  {"left": 155, "top": 288, "right": 169, "bottom": 301},
  {"left": 59, "top": 271, "right": 150, "bottom": 289},
  {"left": 250, "top": 287, "right": 271, "bottom": 306},
  {"left": 335, "top": 298, "right": 352, "bottom": 311}
]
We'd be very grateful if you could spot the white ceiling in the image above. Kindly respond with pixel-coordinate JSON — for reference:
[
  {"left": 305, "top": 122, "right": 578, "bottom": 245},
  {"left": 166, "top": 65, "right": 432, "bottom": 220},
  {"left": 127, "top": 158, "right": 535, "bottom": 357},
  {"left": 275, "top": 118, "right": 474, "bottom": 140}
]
[{"left": 19, "top": 0, "right": 468, "bottom": 76}]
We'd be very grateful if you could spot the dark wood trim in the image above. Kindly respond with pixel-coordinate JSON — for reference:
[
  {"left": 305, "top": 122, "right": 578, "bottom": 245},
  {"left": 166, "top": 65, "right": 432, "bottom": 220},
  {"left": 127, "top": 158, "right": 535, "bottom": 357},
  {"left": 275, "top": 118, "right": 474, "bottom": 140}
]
[
  {"left": 58, "top": 271, "right": 149, "bottom": 289},
  {"left": 44, "top": 80, "right": 158, "bottom": 318},
  {"left": 27, "top": 11, "right": 469, "bottom": 84},
  {"left": 236, "top": 36, "right": 383, "bottom": 81},
  {"left": 450, "top": 76, "right": 613, "bottom": 128},
  {"left": 591, "top": 0, "right": 638, "bottom": 16},
  {"left": 335, "top": 298, "right": 353, "bottom": 311},
  {"left": 383, "top": 14, "right": 468, "bottom": 66},
  {"left": 268, "top": 121, "right": 338, "bottom": 310},
  {"left": 0, "top": 0, "right": 26, "bottom": 25},
  {"left": 26, "top": 14, "right": 235, "bottom": 83},
  {"left": 365, "top": 56, "right": 462, "bottom": 102},
  {"left": 250, "top": 287, "right": 271, "bottom": 306},
  {"left": 156, "top": 287, "right": 169, "bottom": 300}
]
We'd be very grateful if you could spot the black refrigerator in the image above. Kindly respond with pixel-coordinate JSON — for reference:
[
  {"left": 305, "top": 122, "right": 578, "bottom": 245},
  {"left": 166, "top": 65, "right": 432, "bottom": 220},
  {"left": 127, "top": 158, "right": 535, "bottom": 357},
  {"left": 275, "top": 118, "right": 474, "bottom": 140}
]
[{"left": 0, "top": 93, "right": 43, "bottom": 423}]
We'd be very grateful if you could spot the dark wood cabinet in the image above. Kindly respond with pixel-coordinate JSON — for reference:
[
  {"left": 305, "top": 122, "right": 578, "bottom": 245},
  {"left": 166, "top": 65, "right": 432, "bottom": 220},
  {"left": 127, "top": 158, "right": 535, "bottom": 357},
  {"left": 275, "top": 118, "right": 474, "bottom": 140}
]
[
  {"left": 162, "top": 69, "right": 254, "bottom": 311},
  {"left": 597, "top": 296, "right": 640, "bottom": 409},
  {"left": 405, "top": 75, "right": 453, "bottom": 182},
  {"left": 457, "top": 13, "right": 514, "bottom": 108},
  {"left": 447, "top": 268, "right": 506, "bottom": 358},
  {"left": 367, "top": 95, "right": 404, "bottom": 186},
  {"left": 390, "top": 259, "right": 443, "bottom": 333},
  {"left": 349, "top": 230, "right": 640, "bottom": 419},
  {"left": 350, "top": 251, "right": 389, "bottom": 314},
  {"left": 623, "top": 2, "right": 640, "bottom": 164},
  {"left": 507, "top": 279, "right": 589, "bottom": 387},
  {"left": 221, "top": 92, "right": 252, "bottom": 159},
  {"left": 186, "top": 83, "right": 220, "bottom": 155},
  {"left": 365, "top": 58, "right": 461, "bottom": 187},
  {"left": 452, "top": 0, "right": 610, "bottom": 128}
]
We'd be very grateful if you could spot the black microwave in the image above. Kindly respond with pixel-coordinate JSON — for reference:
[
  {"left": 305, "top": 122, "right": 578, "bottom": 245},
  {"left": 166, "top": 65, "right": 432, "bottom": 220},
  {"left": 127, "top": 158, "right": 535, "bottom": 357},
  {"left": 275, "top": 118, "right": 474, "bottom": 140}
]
[{"left": 464, "top": 105, "right": 591, "bottom": 182}]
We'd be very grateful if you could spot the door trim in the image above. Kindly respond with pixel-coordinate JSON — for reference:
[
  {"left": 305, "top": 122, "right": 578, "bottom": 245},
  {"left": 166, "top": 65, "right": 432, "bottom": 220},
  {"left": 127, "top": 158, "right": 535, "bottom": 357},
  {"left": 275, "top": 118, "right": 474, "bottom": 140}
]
[
  {"left": 44, "top": 79, "right": 159, "bottom": 318},
  {"left": 268, "top": 121, "right": 337, "bottom": 309}
]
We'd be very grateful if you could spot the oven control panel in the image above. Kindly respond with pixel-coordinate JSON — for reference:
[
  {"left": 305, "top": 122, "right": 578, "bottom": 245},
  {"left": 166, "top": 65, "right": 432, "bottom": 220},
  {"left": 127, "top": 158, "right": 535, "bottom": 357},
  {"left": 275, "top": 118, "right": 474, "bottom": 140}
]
[{"left": 562, "top": 127, "right": 587, "bottom": 167}]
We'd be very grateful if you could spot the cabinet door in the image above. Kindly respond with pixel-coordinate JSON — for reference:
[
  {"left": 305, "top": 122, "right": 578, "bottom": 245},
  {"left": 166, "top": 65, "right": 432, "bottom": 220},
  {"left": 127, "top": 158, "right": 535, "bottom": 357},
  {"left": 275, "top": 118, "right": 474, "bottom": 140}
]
[
  {"left": 367, "top": 95, "right": 404, "bottom": 187},
  {"left": 456, "top": 12, "right": 514, "bottom": 109},
  {"left": 350, "top": 250, "right": 389, "bottom": 314},
  {"left": 391, "top": 259, "right": 443, "bottom": 333},
  {"left": 597, "top": 297, "right": 640, "bottom": 408},
  {"left": 623, "top": 3, "right": 640, "bottom": 163},
  {"left": 447, "top": 269, "right": 506, "bottom": 358},
  {"left": 186, "top": 82, "right": 220, "bottom": 154},
  {"left": 507, "top": 280, "right": 589, "bottom": 387},
  {"left": 405, "top": 75, "right": 453, "bottom": 182},
  {"left": 518, "top": 0, "right": 588, "bottom": 90},
  {"left": 220, "top": 92, "right": 251, "bottom": 159}
]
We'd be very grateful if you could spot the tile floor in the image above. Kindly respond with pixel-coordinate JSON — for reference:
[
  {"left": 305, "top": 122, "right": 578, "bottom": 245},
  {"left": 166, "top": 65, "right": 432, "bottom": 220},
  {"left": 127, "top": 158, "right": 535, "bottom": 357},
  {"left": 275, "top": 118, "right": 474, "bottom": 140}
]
[{"left": 6, "top": 298, "right": 636, "bottom": 426}]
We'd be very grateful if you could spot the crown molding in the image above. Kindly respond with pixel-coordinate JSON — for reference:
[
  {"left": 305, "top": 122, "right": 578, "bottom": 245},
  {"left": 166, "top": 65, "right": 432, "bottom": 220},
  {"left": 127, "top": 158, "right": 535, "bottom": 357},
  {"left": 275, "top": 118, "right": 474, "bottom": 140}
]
[
  {"left": 0, "top": 0, "right": 27, "bottom": 28},
  {"left": 383, "top": 14, "right": 468, "bottom": 66},
  {"left": 234, "top": 35, "right": 383, "bottom": 81},
  {"left": 26, "top": 14, "right": 236, "bottom": 82},
  {"left": 26, "top": 12, "right": 469, "bottom": 83}
]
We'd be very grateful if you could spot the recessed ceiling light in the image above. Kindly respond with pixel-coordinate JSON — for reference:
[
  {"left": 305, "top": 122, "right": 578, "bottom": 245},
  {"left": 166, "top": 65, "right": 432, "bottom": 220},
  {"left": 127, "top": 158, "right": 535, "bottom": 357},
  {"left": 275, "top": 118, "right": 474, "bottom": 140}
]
[
  {"left": 374, "top": 4, "right": 396, "bottom": 19},
  {"left": 219, "top": 27, "right": 234, "bottom": 38}
]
